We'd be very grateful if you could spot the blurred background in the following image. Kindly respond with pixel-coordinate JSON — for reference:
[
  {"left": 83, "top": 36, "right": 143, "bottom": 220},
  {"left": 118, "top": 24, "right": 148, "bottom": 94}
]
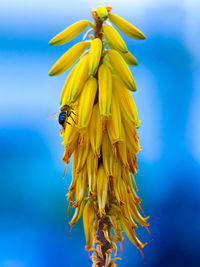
[{"left": 0, "top": 0, "right": 200, "bottom": 266}]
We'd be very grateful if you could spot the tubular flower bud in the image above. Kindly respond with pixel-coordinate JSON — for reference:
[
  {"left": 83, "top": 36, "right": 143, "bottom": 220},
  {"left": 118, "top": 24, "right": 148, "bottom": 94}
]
[
  {"left": 102, "top": 56, "right": 114, "bottom": 73},
  {"left": 89, "top": 38, "right": 102, "bottom": 75},
  {"left": 49, "top": 20, "right": 93, "bottom": 46},
  {"left": 97, "top": 165, "right": 108, "bottom": 217},
  {"left": 120, "top": 214, "right": 148, "bottom": 252},
  {"left": 103, "top": 24, "right": 128, "bottom": 53},
  {"left": 89, "top": 104, "right": 102, "bottom": 158},
  {"left": 49, "top": 5, "right": 149, "bottom": 266},
  {"left": 60, "top": 64, "right": 77, "bottom": 105},
  {"left": 69, "top": 201, "right": 85, "bottom": 226},
  {"left": 83, "top": 200, "right": 96, "bottom": 250},
  {"left": 107, "top": 89, "right": 122, "bottom": 145},
  {"left": 102, "top": 131, "right": 116, "bottom": 177},
  {"left": 108, "top": 13, "right": 146, "bottom": 40},
  {"left": 74, "top": 165, "right": 88, "bottom": 207},
  {"left": 62, "top": 54, "right": 89, "bottom": 105},
  {"left": 77, "top": 77, "right": 97, "bottom": 129},
  {"left": 49, "top": 41, "right": 90, "bottom": 76},
  {"left": 98, "top": 64, "right": 112, "bottom": 119},
  {"left": 76, "top": 132, "right": 90, "bottom": 173},
  {"left": 62, "top": 118, "right": 79, "bottom": 163},
  {"left": 107, "top": 41, "right": 138, "bottom": 66},
  {"left": 116, "top": 126, "right": 129, "bottom": 169},
  {"left": 87, "top": 149, "right": 98, "bottom": 195},
  {"left": 124, "top": 122, "right": 140, "bottom": 154},
  {"left": 113, "top": 75, "right": 140, "bottom": 127},
  {"left": 96, "top": 6, "right": 109, "bottom": 22},
  {"left": 108, "top": 49, "right": 136, "bottom": 91},
  {"left": 128, "top": 193, "right": 149, "bottom": 227}
]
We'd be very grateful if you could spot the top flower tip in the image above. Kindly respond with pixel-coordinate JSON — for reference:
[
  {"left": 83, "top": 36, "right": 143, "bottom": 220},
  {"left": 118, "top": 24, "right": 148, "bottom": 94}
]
[{"left": 96, "top": 6, "right": 109, "bottom": 22}]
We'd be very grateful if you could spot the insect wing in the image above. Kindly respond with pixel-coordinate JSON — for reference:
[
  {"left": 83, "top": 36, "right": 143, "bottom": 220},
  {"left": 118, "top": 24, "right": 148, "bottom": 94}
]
[{"left": 47, "top": 112, "right": 60, "bottom": 120}]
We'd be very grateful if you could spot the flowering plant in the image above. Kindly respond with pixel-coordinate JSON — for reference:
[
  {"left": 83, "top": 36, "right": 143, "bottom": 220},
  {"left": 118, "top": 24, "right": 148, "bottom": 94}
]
[{"left": 49, "top": 5, "right": 149, "bottom": 267}]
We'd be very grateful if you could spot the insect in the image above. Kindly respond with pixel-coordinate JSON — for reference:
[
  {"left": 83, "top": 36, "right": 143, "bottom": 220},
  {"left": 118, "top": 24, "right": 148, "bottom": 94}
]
[{"left": 48, "top": 104, "right": 77, "bottom": 128}]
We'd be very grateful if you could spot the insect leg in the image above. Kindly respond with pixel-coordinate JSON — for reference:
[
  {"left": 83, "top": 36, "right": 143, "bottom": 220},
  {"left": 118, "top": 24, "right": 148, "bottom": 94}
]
[
  {"left": 70, "top": 115, "right": 76, "bottom": 124},
  {"left": 71, "top": 110, "right": 78, "bottom": 116}
]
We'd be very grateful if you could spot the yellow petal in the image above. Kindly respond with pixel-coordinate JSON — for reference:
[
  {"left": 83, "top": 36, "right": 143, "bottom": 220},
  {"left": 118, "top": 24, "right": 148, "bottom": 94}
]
[
  {"left": 113, "top": 75, "right": 140, "bottom": 127},
  {"left": 89, "top": 38, "right": 102, "bottom": 75},
  {"left": 107, "top": 88, "right": 122, "bottom": 145},
  {"left": 116, "top": 126, "right": 129, "bottom": 169},
  {"left": 109, "top": 13, "right": 146, "bottom": 40},
  {"left": 69, "top": 201, "right": 85, "bottom": 226},
  {"left": 76, "top": 132, "right": 90, "bottom": 173},
  {"left": 103, "top": 24, "right": 128, "bottom": 53},
  {"left": 108, "top": 49, "right": 136, "bottom": 91},
  {"left": 49, "top": 41, "right": 90, "bottom": 76},
  {"left": 102, "top": 131, "right": 115, "bottom": 177},
  {"left": 87, "top": 148, "right": 98, "bottom": 195},
  {"left": 89, "top": 104, "right": 102, "bottom": 158},
  {"left": 97, "top": 165, "right": 108, "bottom": 217},
  {"left": 77, "top": 77, "right": 98, "bottom": 129},
  {"left": 83, "top": 200, "right": 96, "bottom": 250},
  {"left": 74, "top": 165, "right": 88, "bottom": 206},
  {"left": 98, "top": 64, "right": 112, "bottom": 118},
  {"left": 62, "top": 54, "right": 89, "bottom": 105},
  {"left": 49, "top": 20, "right": 93, "bottom": 46},
  {"left": 60, "top": 64, "right": 77, "bottom": 105}
]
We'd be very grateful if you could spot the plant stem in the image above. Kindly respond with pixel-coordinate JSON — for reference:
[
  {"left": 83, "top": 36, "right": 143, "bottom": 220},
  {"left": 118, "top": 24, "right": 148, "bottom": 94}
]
[{"left": 96, "top": 214, "right": 112, "bottom": 267}]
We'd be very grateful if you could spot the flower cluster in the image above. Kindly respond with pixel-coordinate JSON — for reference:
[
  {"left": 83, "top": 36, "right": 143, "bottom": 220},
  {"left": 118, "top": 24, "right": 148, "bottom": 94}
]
[{"left": 49, "top": 5, "right": 149, "bottom": 267}]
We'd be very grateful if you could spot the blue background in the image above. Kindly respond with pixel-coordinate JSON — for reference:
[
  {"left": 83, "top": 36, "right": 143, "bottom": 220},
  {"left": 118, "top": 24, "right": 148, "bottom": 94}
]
[{"left": 1, "top": 0, "right": 200, "bottom": 266}]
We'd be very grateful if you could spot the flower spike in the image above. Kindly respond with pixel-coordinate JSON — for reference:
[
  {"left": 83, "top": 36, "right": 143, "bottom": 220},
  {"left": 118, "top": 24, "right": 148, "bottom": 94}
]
[{"left": 49, "top": 5, "right": 149, "bottom": 267}]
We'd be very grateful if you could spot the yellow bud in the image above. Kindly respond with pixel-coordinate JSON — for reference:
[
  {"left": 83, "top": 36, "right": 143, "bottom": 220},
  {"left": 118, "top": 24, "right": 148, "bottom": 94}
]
[
  {"left": 96, "top": 6, "right": 109, "bottom": 21},
  {"left": 89, "top": 104, "right": 102, "bottom": 158},
  {"left": 83, "top": 200, "right": 96, "bottom": 250},
  {"left": 111, "top": 163, "right": 123, "bottom": 205},
  {"left": 108, "top": 13, "right": 146, "bottom": 40},
  {"left": 97, "top": 165, "right": 108, "bottom": 217},
  {"left": 102, "top": 56, "right": 114, "bottom": 73},
  {"left": 75, "top": 133, "right": 90, "bottom": 173},
  {"left": 62, "top": 54, "right": 89, "bottom": 105},
  {"left": 102, "top": 131, "right": 115, "bottom": 177},
  {"left": 129, "top": 193, "right": 149, "bottom": 227},
  {"left": 49, "top": 20, "right": 93, "bottom": 46},
  {"left": 69, "top": 201, "right": 85, "bottom": 226},
  {"left": 87, "top": 148, "right": 98, "bottom": 195},
  {"left": 74, "top": 165, "right": 88, "bottom": 207},
  {"left": 107, "top": 89, "right": 122, "bottom": 145},
  {"left": 116, "top": 126, "right": 129, "bottom": 169},
  {"left": 89, "top": 38, "right": 102, "bottom": 75},
  {"left": 120, "top": 215, "right": 148, "bottom": 251},
  {"left": 98, "top": 64, "right": 112, "bottom": 119},
  {"left": 113, "top": 75, "right": 140, "bottom": 127},
  {"left": 124, "top": 122, "right": 140, "bottom": 154},
  {"left": 108, "top": 49, "right": 136, "bottom": 91},
  {"left": 77, "top": 77, "right": 97, "bottom": 129},
  {"left": 103, "top": 25, "right": 128, "bottom": 53},
  {"left": 62, "top": 118, "right": 79, "bottom": 163},
  {"left": 60, "top": 64, "right": 77, "bottom": 105},
  {"left": 49, "top": 41, "right": 90, "bottom": 76}
]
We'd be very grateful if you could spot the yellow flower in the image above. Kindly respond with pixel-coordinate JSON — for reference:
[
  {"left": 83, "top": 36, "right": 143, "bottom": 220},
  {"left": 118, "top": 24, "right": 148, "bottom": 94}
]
[{"left": 49, "top": 5, "right": 149, "bottom": 267}]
